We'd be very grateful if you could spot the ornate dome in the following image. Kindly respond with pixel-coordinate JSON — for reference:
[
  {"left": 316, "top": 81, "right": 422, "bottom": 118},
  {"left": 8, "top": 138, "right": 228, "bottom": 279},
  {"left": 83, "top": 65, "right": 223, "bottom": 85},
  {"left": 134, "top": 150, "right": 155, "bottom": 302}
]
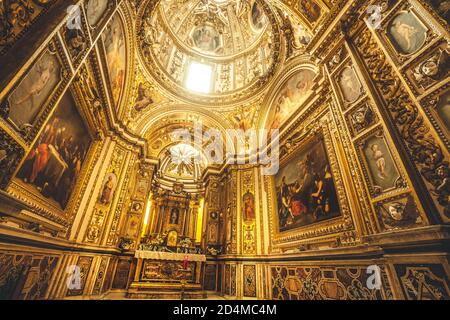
[{"left": 137, "top": 0, "right": 284, "bottom": 106}]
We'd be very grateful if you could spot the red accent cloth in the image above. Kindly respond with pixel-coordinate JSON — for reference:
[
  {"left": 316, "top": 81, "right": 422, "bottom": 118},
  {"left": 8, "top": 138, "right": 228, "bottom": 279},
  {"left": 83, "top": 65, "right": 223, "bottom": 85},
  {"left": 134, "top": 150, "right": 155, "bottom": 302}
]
[
  {"left": 30, "top": 144, "right": 49, "bottom": 183},
  {"left": 291, "top": 200, "right": 306, "bottom": 216},
  {"left": 183, "top": 255, "right": 188, "bottom": 270}
]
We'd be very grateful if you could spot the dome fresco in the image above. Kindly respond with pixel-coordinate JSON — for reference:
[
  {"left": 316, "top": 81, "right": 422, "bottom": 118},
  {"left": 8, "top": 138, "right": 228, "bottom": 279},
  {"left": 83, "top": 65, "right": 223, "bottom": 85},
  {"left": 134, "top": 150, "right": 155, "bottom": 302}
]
[
  {"left": 161, "top": 0, "right": 269, "bottom": 57},
  {"left": 137, "top": 0, "right": 283, "bottom": 104}
]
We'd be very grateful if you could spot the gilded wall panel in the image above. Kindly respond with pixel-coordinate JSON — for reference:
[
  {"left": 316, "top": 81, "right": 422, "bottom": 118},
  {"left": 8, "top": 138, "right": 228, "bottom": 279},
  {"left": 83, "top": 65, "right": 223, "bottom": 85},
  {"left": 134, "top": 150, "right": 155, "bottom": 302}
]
[
  {"left": 204, "top": 264, "right": 217, "bottom": 291},
  {"left": 231, "top": 264, "right": 236, "bottom": 296},
  {"left": 91, "top": 256, "right": 109, "bottom": 296},
  {"left": 242, "top": 169, "right": 256, "bottom": 254},
  {"left": 271, "top": 265, "right": 393, "bottom": 300},
  {"left": 85, "top": 144, "right": 126, "bottom": 244},
  {"left": 224, "top": 264, "right": 231, "bottom": 295},
  {"left": 102, "top": 256, "right": 116, "bottom": 293},
  {"left": 66, "top": 256, "right": 93, "bottom": 296},
  {"left": 243, "top": 264, "right": 257, "bottom": 297},
  {"left": 394, "top": 263, "right": 450, "bottom": 300},
  {"left": 106, "top": 152, "right": 137, "bottom": 246},
  {"left": 112, "top": 258, "right": 132, "bottom": 289},
  {"left": 354, "top": 26, "right": 450, "bottom": 222}
]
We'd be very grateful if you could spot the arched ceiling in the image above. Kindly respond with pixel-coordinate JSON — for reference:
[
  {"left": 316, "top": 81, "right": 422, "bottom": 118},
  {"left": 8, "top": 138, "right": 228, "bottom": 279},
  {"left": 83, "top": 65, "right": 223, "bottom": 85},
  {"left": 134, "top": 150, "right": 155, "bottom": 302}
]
[
  {"left": 136, "top": 0, "right": 284, "bottom": 106},
  {"left": 108, "top": 0, "right": 334, "bottom": 171}
]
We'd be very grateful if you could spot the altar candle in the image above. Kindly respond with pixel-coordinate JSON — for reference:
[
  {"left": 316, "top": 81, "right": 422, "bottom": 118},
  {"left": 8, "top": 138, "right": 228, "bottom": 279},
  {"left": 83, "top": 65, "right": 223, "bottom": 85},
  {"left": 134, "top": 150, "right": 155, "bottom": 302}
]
[{"left": 183, "top": 255, "right": 188, "bottom": 270}]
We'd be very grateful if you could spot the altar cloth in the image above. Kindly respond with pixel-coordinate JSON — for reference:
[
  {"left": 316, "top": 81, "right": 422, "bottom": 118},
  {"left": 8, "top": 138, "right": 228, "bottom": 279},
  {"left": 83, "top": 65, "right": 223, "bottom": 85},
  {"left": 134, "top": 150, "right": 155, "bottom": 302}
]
[{"left": 134, "top": 250, "right": 206, "bottom": 262}]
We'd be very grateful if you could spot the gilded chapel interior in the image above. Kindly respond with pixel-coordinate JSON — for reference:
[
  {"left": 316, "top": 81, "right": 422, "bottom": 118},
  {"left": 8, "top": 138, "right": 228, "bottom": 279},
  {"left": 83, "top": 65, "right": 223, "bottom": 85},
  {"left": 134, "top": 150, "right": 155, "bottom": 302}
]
[{"left": 0, "top": 0, "right": 449, "bottom": 300}]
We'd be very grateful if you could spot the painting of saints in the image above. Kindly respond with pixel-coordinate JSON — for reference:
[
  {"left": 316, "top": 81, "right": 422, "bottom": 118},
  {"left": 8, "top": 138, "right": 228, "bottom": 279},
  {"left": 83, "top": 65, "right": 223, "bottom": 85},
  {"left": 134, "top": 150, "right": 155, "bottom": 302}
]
[
  {"left": 275, "top": 135, "right": 340, "bottom": 232},
  {"left": 243, "top": 191, "right": 255, "bottom": 221},
  {"left": 362, "top": 134, "right": 400, "bottom": 191},
  {"left": 8, "top": 52, "right": 61, "bottom": 129},
  {"left": 170, "top": 207, "right": 180, "bottom": 224},
  {"left": 388, "top": 12, "right": 427, "bottom": 55},
  {"left": 298, "top": 0, "right": 322, "bottom": 24},
  {"left": 103, "top": 14, "right": 126, "bottom": 105},
  {"left": 250, "top": 1, "right": 267, "bottom": 31},
  {"left": 268, "top": 69, "right": 316, "bottom": 133},
  {"left": 99, "top": 173, "right": 117, "bottom": 205},
  {"left": 16, "top": 90, "right": 91, "bottom": 209}
]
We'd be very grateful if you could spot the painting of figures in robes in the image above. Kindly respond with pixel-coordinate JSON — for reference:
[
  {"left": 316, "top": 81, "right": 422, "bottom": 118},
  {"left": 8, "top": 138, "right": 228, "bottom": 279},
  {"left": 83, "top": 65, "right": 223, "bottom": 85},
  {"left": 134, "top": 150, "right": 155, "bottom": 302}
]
[
  {"left": 267, "top": 69, "right": 316, "bottom": 134},
  {"left": 16, "top": 91, "right": 92, "bottom": 209},
  {"left": 102, "top": 13, "right": 126, "bottom": 106},
  {"left": 6, "top": 51, "right": 61, "bottom": 130},
  {"left": 275, "top": 135, "right": 340, "bottom": 232},
  {"left": 243, "top": 191, "right": 255, "bottom": 222},
  {"left": 99, "top": 172, "right": 117, "bottom": 205}
]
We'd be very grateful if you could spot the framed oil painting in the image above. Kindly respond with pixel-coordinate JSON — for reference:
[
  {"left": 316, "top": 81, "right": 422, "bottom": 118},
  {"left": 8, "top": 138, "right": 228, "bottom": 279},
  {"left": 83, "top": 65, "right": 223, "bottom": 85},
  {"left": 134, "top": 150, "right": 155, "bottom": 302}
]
[
  {"left": 243, "top": 191, "right": 255, "bottom": 222},
  {"left": 297, "top": 0, "right": 322, "bottom": 25},
  {"left": 387, "top": 11, "right": 427, "bottom": 55},
  {"left": 16, "top": 90, "right": 92, "bottom": 209},
  {"left": 267, "top": 69, "right": 316, "bottom": 133},
  {"left": 99, "top": 172, "right": 117, "bottom": 205},
  {"left": 191, "top": 25, "right": 222, "bottom": 53},
  {"left": 102, "top": 13, "right": 126, "bottom": 106},
  {"left": 337, "top": 65, "right": 363, "bottom": 104},
  {"left": 274, "top": 134, "right": 341, "bottom": 232},
  {"left": 6, "top": 50, "right": 62, "bottom": 131},
  {"left": 360, "top": 132, "right": 401, "bottom": 194},
  {"left": 86, "top": 0, "right": 109, "bottom": 26}
]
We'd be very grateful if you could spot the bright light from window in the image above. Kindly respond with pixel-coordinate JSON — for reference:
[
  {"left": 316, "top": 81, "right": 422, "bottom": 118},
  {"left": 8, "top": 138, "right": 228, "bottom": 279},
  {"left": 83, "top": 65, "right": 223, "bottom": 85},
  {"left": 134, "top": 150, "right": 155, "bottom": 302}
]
[{"left": 185, "top": 62, "right": 212, "bottom": 94}]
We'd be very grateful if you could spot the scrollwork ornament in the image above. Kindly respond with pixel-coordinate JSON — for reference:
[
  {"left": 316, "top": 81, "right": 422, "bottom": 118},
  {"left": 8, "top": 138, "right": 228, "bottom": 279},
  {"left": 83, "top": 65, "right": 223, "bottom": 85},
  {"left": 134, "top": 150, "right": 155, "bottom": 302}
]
[{"left": 355, "top": 29, "right": 450, "bottom": 219}]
